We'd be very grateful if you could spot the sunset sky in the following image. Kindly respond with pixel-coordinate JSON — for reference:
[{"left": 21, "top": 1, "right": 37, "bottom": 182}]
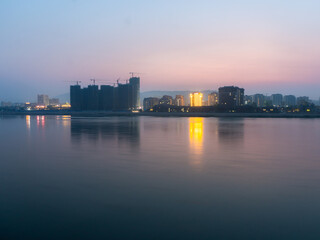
[{"left": 1, "top": 0, "right": 320, "bottom": 101}]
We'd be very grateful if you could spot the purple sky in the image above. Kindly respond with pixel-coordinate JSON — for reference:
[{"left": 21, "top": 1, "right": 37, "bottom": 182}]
[{"left": 1, "top": 0, "right": 320, "bottom": 102}]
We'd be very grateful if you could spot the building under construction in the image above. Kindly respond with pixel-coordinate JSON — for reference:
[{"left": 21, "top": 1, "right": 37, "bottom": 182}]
[{"left": 70, "top": 76, "right": 140, "bottom": 111}]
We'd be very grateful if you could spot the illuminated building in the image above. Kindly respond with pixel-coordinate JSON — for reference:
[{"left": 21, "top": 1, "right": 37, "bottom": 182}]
[
  {"left": 37, "top": 94, "right": 49, "bottom": 106},
  {"left": 143, "top": 97, "right": 159, "bottom": 111},
  {"left": 218, "top": 86, "right": 244, "bottom": 108},
  {"left": 174, "top": 95, "right": 185, "bottom": 106},
  {"left": 61, "top": 102, "right": 71, "bottom": 108},
  {"left": 190, "top": 92, "right": 203, "bottom": 107},
  {"left": 208, "top": 92, "right": 219, "bottom": 106}
]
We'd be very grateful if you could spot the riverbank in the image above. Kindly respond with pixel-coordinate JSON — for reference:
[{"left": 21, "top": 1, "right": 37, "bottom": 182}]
[{"left": 1, "top": 110, "right": 320, "bottom": 118}]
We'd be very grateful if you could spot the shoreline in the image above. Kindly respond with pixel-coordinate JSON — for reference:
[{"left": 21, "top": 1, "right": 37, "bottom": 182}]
[{"left": 1, "top": 111, "right": 320, "bottom": 118}]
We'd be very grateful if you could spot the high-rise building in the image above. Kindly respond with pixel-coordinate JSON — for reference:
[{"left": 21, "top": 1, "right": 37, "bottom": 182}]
[
  {"left": 283, "top": 95, "right": 296, "bottom": 107},
  {"left": 99, "top": 85, "right": 114, "bottom": 110},
  {"left": 129, "top": 77, "right": 140, "bottom": 110},
  {"left": 174, "top": 95, "right": 185, "bottom": 106},
  {"left": 218, "top": 86, "right": 244, "bottom": 108},
  {"left": 49, "top": 98, "right": 60, "bottom": 105},
  {"left": 271, "top": 94, "right": 283, "bottom": 107},
  {"left": 159, "top": 95, "right": 173, "bottom": 105},
  {"left": 70, "top": 85, "right": 82, "bottom": 110},
  {"left": 190, "top": 92, "right": 203, "bottom": 107},
  {"left": 114, "top": 83, "right": 133, "bottom": 110},
  {"left": 143, "top": 97, "right": 159, "bottom": 110},
  {"left": 208, "top": 92, "right": 219, "bottom": 106},
  {"left": 297, "top": 96, "right": 310, "bottom": 106},
  {"left": 84, "top": 85, "right": 99, "bottom": 110},
  {"left": 37, "top": 94, "right": 49, "bottom": 106},
  {"left": 70, "top": 76, "right": 140, "bottom": 111},
  {"left": 253, "top": 94, "right": 265, "bottom": 107},
  {"left": 244, "top": 95, "right": 253, "bottom": 105}
]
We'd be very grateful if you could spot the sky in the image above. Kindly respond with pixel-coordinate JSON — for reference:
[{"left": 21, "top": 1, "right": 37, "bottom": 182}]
[{"left": 1, "top": 0, "right": 320, "bottom": 102}]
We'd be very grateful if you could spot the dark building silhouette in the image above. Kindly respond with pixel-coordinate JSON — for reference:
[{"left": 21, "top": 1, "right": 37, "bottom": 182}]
[
  {"left": 99, "top": 85, "right": 114, "bottom": 110},
  {"left": 70, "top": 85, "right": 82, "bottom": 110},
  {"left": 129, "top": 77, "right": 140, "bottom": 110},
  {"left": 114, "top": 83, "right": 133, "bottom": 111},
  {"left": 85, "top": 85, "right": 99, "bottom": 110},
  {"left": 70, "top": 76, "right": 140, "bottom": 111},
  {"left": 218, "top": 86, "right": 244, "bottom": 108}
]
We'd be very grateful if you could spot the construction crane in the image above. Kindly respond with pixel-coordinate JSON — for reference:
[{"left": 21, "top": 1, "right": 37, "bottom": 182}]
[
  {"left": 91, "top": 78, "right": 121, "bottom": 85},
  {"left": 63, "top": 80, "right": 82, "bottom": 85}
]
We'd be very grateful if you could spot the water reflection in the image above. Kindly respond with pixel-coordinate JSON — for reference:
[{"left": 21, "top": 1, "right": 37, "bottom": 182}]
[
  {"left": 26, "top": 115, "right": 31, "bottom": 129},
  {"left": 217, "top": 118, "right": 244, "bottom": 145},
  {"left": 71, "top": 118, "right": 140, "bottom": 148},
  {"left": 189, "top": 117, "right": 204, "bottom": 166},
  {"left": 36, "top": 115, "right": 46, "bottom": 128},
  {"left": 56, "top": 115, "right": 71, "bottom": 128}
]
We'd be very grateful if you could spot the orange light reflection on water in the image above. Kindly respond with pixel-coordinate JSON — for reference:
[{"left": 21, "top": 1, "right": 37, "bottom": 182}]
[
  {"left": 189, "top": 117, "right": 204, "bottom": 167},
  {"left": 26, "top": 115, "right": 31, "bottom": 129}
]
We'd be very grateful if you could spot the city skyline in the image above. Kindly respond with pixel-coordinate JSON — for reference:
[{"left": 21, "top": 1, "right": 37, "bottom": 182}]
[{"left": 1, "top": 1, "right": 320, "bottom": 101}]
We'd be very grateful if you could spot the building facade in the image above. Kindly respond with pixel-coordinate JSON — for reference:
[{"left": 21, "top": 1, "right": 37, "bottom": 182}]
[
  {"left": 143, "top": 97, "right": 160, "bottom": 110},
  {"left": 159, "top": 95, "right": 173, "bottom": 105},
  {"left": 271, "top": 94, "right": 283, "bottom": 107},
  {"left": 208, "top": 92, "right": 219, "bottom": 106},
  {"left": 218, "top": 86, "right": 244, "bottom": 108},
  {"left": 37, "top": 94, "right": 49, "bottom": 106},
  {"left": 174, "top": 95, "right": 185, "bottom": 106},
  {"left": 70, "top": 76, "right": 140, "bottom": 111},
  {"left": 297, "top": 96, "right": 310, "bottom": 106},
  {"left": 253, "top": 94, "right": 265, "bottom": 107},
  {"left": 129, "top": 77, "right": 140, "bottom": 110},
  {"left": 190, "top": 92, "right": 203, "bottom": 107},
  {"left": 283, "top": 95, "right": 296, "bottom": 107}
]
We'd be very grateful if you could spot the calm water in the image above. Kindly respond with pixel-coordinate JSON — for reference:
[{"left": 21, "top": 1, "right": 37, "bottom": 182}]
[{"left": 1, "top": 116, "right": 320, "bottom": 240}]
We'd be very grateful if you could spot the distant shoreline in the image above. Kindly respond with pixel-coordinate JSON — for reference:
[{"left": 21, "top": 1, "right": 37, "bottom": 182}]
[{"left": 1, "top": 111, "right": 320, "bottom": 118}]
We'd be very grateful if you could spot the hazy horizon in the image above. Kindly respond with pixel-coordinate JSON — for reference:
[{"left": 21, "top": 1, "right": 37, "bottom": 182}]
[{"left": 1, "top": 0, "right": 320, "bottom": 102}]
